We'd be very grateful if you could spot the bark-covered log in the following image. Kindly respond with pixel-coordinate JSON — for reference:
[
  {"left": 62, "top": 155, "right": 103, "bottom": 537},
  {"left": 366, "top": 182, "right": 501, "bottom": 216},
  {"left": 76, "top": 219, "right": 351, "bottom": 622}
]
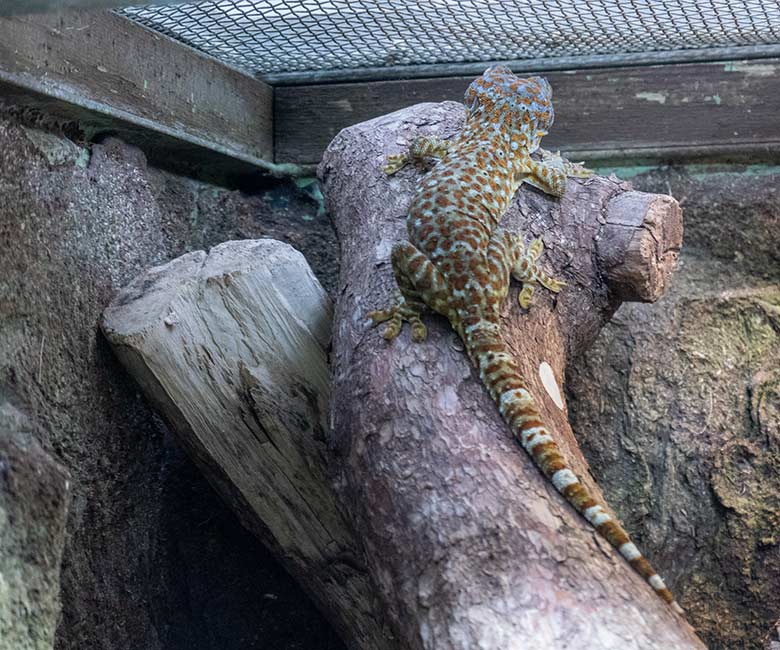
[
  {"left": 101, "top": 240, "right": 392, "bottom": 650},
  {"left": 319, "top": 101, "right": 702, "bottom": 649}
]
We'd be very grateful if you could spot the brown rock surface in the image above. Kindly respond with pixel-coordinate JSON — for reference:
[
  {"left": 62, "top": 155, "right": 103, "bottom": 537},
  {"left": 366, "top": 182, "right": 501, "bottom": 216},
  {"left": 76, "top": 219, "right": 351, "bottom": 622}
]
[{"left": 569, "top": 163, "right": 780, "bottom": 650}]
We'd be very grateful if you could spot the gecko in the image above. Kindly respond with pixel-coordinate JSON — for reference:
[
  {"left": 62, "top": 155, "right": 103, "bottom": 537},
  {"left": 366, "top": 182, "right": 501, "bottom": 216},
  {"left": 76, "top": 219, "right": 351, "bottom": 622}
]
[{"left": 368, "top": 65, "right": 682, "bottom": 613}]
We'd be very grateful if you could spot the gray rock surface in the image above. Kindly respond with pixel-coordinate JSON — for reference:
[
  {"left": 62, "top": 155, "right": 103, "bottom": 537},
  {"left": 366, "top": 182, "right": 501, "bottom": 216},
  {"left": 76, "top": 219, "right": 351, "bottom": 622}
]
[
  {"left": 0, "top": 110, "right": 343, "bottom": 650},
  {"left": 765, "top": 619, "right": 780, "bottom": 650},
  {"left": 0, "top": 398, "right": 70, "bottom": 650}
]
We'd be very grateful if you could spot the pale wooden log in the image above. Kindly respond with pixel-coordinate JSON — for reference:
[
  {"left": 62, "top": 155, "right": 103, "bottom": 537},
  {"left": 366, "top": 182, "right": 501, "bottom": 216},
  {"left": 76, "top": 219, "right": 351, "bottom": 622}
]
[
  {"left": 100, "top": 239, "right": 393, "bottom": 650},
  {"left": 320, "top": 101, "right": 704, "bottom": 649}
]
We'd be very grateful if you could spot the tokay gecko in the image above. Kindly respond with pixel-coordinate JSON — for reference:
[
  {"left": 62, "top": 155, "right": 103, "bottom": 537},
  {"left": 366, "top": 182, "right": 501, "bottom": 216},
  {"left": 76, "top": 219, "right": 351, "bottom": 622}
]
[{"left": 368, "top": 65, "right": 683, "bottom": 613}]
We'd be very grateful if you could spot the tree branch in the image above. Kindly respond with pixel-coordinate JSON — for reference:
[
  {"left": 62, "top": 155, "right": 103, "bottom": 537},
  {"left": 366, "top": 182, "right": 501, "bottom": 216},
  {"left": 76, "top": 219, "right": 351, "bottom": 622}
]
[{"left": 319, "top": 100, "right": 702, "bottom": 649}]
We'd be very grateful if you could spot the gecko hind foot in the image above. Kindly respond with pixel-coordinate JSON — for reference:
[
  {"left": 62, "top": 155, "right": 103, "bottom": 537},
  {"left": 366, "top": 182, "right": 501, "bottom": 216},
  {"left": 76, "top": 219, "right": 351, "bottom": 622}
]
[
  {"left": 518, "top": 285, "right": 534, "bottom": 310},
  {"left": 513, "top": 238, "right": 566, "bottom": 309},
  {"left": 383, "top": 153, "right": 409, "bottom": 175},
  {"left": 367, "top": 303, "right": 428, "bottom": 342}
]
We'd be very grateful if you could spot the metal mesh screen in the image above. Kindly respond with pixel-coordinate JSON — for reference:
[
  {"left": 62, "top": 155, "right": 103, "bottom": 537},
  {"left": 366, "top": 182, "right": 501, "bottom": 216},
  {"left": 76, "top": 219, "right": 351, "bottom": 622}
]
[{"left": 120, "top": 1, "right": 780, "bottom": 82}]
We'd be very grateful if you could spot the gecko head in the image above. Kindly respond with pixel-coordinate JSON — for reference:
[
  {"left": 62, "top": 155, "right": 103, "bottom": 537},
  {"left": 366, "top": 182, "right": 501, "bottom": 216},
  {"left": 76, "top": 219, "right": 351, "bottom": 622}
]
[{"left": 465, "top": 66, "right": 555, "bottom": 151}]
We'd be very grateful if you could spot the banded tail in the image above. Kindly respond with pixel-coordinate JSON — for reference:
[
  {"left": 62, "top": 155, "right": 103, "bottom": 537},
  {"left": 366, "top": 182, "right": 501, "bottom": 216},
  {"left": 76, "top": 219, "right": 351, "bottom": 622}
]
[{"left": 462, "top": 320, "right": 683, "bottom": 614}]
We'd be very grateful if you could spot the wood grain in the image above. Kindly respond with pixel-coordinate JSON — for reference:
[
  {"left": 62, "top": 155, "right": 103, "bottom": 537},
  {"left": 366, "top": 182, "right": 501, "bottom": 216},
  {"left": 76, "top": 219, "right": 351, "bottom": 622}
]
[
  {"left": 599, "top": 192, "right": 683, "bottom": 302},
  {"left": 276, "top": 59, "right": 780, "bottom": 164},
  {"left": 0, "top": 1, "right": 187, "bottom": 14},
  {"left": 101, "top": 240, "right": 393, "bottom": 650}
]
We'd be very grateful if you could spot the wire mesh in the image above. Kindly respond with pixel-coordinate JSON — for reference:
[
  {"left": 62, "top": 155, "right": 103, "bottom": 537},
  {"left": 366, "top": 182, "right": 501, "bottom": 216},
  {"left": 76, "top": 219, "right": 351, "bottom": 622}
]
[{"left": 120, "top": 0, "right": 780, "bottom": 81}]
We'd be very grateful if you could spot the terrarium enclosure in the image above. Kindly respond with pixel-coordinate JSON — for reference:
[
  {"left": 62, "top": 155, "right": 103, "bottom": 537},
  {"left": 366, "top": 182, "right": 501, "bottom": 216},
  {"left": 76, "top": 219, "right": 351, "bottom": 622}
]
[{"left": 0, "top": 1, "right": 778, "bottom": 650}]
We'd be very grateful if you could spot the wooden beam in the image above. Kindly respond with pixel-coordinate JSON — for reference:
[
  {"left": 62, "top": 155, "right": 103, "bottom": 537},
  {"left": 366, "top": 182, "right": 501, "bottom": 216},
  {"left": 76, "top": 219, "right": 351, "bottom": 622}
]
[
  {"left": 265, "top": 45, "right": 780, "bottom": 85},
  {"left": 0, "top": 1, "right": 192, "bottom": 15},
  {"left": 0, "top": 10, "right": 289, "bottom": 184},
  {"left": 275, "top": 59, "right": 780, "bottom": 165}
]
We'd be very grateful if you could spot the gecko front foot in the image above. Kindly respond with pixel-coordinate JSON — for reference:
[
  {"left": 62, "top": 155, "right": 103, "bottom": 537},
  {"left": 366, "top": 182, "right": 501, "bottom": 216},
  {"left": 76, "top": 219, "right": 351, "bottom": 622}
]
[
  {"left": 384, "top": 136, "right": 453, "bottom": 175},
  {"left": 367, "top": 300, "right": 428, "bottom": 342},
  {"left": 539, "top": 149, "right": 594, "bottom": 178}
]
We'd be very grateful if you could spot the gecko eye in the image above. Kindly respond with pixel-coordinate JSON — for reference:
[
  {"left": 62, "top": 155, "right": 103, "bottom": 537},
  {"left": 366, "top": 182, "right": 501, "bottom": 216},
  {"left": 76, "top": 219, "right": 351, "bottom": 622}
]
[
  {"left": 484, "top": 65, "right": 512, "bottom": 78},
  {"left": 529, "top": 76, "right": 552, "bottom": 97}
]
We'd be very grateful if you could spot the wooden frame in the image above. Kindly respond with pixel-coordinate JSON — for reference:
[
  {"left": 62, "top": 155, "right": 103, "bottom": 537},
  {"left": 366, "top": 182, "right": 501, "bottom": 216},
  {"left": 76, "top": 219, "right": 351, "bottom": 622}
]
[
  {"left": 0, "top": 1, "right": 191, "bottom": 15},
  {"left": 274, "top": 59, "right": 780, "bottom": 166},
  {"left": 0, "top": 9, "right": 778, "bottom": 178},
  {"left": 0, "top": 9, "right": 284, "bottom": 184}
]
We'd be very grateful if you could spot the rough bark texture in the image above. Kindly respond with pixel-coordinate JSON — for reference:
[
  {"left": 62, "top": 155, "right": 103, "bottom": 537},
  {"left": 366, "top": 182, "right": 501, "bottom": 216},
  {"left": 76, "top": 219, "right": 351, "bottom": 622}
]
[
  {"left": 598, "top": 191, "right": 682, "bottom": 302},
  {"left": 0, "top": 398, "right": 70, "bottom": 650},
  {"left": 568, "top": 163, "right": 780, "bottom": 650},
  {"left": 100, "top": 239, "right": 392, "bottom": 650},
  {"left": 766, "top": 620, "right": 780, "bottom": 650},
  {"left": 0, "top": 109, "right": 345, "bottom": 650},
  {"left": 319, "top": 101, "right": 701, "bottom": 649}
]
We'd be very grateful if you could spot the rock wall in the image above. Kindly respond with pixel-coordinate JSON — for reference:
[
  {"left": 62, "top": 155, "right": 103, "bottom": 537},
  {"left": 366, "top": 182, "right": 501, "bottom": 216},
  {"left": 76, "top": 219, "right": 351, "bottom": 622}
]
[
  {"left": 0, "top": 110, "right": 343, "bottom": 650},
  {"left": 568, "top": 164, "right": 780, "bottom": 650},
  {"left": 0, "top": 399, "right": 70, "bottom": 650}
]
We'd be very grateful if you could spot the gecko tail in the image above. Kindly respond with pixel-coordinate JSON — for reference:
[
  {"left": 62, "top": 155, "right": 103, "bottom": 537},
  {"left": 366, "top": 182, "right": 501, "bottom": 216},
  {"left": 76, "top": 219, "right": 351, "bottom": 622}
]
[{"left": 462, "top": 322, "right": 682, "bottom": 614}]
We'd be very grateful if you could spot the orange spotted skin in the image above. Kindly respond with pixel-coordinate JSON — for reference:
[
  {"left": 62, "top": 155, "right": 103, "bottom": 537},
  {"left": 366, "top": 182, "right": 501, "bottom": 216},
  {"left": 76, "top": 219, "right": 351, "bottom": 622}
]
[{"left": 370, "top": 66, "right": 683, "bottom": 613}]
